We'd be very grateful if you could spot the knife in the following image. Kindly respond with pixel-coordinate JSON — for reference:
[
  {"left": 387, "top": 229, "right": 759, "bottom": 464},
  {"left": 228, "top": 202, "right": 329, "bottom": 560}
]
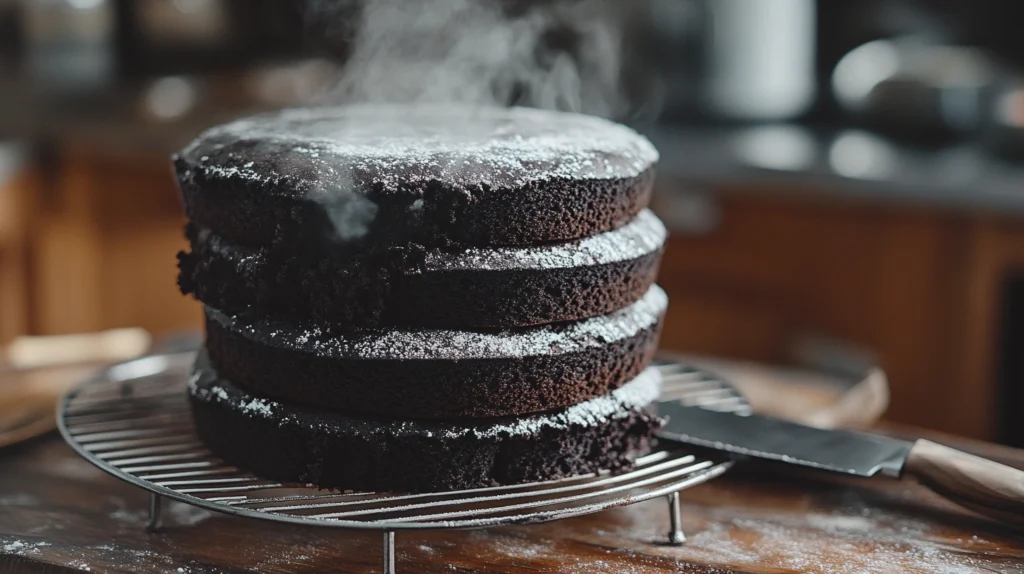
[{"left": 657, "top": 402, "right": 1024, "bottom": 525}]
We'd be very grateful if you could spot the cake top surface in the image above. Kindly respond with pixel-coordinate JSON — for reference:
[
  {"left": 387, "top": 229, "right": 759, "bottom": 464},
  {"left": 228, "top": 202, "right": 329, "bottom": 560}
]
[
  {"left": 201, "top": 208, "right": 666, "bottom": 273},
  {"left": 175, "top": 104, "right": 659, "bottom": 199},
  {"left": 423, "top": 208, "right": 666, "bottom": 272},
  {"left": 207, "top": 284, "right": 667, "bottom": 361},
  {"left": 190, "top": 359, "right": 662, "bottom": 440}
]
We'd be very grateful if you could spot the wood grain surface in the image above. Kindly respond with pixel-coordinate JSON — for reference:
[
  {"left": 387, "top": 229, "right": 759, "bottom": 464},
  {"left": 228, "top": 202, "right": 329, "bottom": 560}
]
[
  {"left": 2, "top": 436, "right": 1023, "bottom": 573},
  {"left": 906, "top": 439, "right": 1024, "bottom": 527}
]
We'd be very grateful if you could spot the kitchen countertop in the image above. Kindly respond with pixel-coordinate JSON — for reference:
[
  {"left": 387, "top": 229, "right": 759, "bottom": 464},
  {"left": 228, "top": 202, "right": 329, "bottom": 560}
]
[
  {"left": 645, "top": 124, "right": 1024, "bottom": 218},
  {"left": 2, "top": 428, "right": 1023, "bottom": 573}
]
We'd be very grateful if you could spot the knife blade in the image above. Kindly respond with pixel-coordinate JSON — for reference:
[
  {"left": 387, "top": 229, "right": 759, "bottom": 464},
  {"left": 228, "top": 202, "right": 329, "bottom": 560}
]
[
  {"left": 657, "top": 403, "right": 912, "bottom": 478},
  {"left": 656, "top": 402, "right": 1024, "bottom": 525}
]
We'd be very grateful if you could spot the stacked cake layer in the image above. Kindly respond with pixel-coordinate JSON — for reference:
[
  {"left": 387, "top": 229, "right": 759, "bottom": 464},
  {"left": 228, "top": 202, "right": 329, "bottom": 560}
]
[{"left": 174, "top": 104, "right": 669, "bottom": 492}]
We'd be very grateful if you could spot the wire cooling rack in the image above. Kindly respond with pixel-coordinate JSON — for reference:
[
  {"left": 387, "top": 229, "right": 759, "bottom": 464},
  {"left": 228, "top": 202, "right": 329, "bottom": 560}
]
[{"left": 58, "top": 352, "right": 749, "bottom": 573}]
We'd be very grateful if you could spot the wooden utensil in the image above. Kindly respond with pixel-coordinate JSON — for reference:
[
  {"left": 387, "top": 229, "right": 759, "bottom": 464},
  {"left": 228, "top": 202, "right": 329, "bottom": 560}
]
[{"left": 0, "top": 328, "right": 152, "bottom": 448}]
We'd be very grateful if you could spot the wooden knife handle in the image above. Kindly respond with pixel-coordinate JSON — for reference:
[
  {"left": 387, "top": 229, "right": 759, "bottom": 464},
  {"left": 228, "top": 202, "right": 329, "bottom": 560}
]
[{"left": 905, "top": 439, "right": 1024, "bottom": 525}]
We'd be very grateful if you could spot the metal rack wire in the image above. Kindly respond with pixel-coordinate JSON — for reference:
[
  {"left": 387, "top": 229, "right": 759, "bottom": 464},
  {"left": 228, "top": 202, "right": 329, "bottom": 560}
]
[{"left": 58, "top": 352, "right": 748, "bottom": 573}]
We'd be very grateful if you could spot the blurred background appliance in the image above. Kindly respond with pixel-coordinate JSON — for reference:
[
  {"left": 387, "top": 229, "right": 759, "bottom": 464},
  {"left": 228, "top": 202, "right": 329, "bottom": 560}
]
[
  {"left": 832, "top": 38, "right": 998, "bottom": 139},
  {"left": 19, "top": 0, "right": 116, "bottom": 96},
  {"left": 629, "top": 0, "right": 1024, "bottom": 133},
  {"left": 628, "top": 0, "right": 817, "bottom": 122},
  {"left": 116, "top": 0, "right": 305, "bottom": 78}
]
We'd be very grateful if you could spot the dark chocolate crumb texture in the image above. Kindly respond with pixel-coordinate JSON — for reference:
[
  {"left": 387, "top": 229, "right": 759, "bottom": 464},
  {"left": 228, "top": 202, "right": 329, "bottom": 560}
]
[
  {"left": 204, "top": 285, "right": 667, "bottom": 419},
  {"left": 189, "top": 350, "right": 663, "bottom": 493},
  {"left": 179, "top": 209, "right": 666, "bottom": 328},
  {"left": 174, "top": 104, "right": 658, "bottom": 251}
]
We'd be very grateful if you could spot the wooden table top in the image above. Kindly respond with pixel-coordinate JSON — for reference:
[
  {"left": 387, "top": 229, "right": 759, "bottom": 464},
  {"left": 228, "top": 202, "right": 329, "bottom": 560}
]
[{"left": 2, "top": 430, "right": 1023, "bottom": 574}]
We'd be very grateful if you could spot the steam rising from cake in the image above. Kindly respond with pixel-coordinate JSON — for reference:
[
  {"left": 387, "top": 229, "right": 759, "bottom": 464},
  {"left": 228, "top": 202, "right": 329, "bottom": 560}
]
[
  {"left": 305, "top": 170, "right": 379, "bottom": 242},
  {"left": 210, "top": 0, "right": 639, "bottom": 243},
  {"left": 307, "top": 0, "right": 625, "bottom": 117}
]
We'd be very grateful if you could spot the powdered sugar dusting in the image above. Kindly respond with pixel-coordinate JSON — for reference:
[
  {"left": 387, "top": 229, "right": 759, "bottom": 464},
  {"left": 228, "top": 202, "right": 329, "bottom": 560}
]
[
  {"left": 204, "top": 208, "right": 665, "bottom": 273},
  {"left": 241, "top": 397, "right": 274, "bottom": 418},
  {"left": 191, "top": 381, "right": 230, "bottom": 406},
  {"left": 186, "top": 370, "right": 202, "bottom": 393},
  {"left": 2, "top": 539, "right": 50, "bottom": 556},
  {"left": 210, "top": 284, "right": 667, "bottom": 361},
  {"left": 669, "top": 506, "right": 993, "bottom": 574},
  {"left": 191, "top": 363, "right": 661, "bottom": 440},
  {"left": 176, "top": 104, "right": 658, "bottom": 198},
  {"left": 167, "top": 501, "right": 212, "bottom": 526},
  {"left": 212, "top": 385, "right": 228, "bottom": 402},
  {"left": 433, "top": 366, "right": 661, "bottom": 440},
  {"left": 424, "top": 209, "right": 665, "bottom": 271}
]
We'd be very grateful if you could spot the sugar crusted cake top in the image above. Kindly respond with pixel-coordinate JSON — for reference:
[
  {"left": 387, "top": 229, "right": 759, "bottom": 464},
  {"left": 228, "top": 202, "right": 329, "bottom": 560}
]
[
  {"left": 206, "top": 284, "right": 667, "bottom": 361},
  {"left": 175, "top": 104, "right": 659, "bottom": 199},
  {"left": 199, "top": 208, "right": 666, "bottom": 273},
  {"left": 424, "top": 208, "right": 666, "bottom": 272},
  {"left": 190, "top": 359, "right": 662, "bottom": 440}
]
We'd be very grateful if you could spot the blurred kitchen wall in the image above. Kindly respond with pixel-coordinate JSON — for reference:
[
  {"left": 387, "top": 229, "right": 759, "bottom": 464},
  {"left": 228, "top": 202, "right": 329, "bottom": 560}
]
[
  {"left": 3, "top": 0, "right": 1024, "bottom": 442},
  {"left": 0, "top": 0, "right": 334, "bottom": 345}
]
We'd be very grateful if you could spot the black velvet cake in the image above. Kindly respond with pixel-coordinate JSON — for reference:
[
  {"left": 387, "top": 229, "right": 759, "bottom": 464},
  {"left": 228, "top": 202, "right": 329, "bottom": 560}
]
[
  {"left": 179, "top": 209, "right": 666, "bottom": 328},
  {"left": 175, "top": 104, "right": 669, "bottom": 493},
  {"left": 189, "top": 351, "right": 662, "bottom": 493},
  {"left": 174, "top": 104, "right": 658, "bottom": 251},
  {"left": 204, "top": 285, "right": 666, "bottom": 419}
]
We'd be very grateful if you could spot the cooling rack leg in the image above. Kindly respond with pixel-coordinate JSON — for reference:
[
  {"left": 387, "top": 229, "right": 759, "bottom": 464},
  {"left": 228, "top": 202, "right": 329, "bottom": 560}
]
[
  {"left": 147, "top": 493, "right": 164, "bottom": 532},
  {"left": 383, "top": 531, "right": 396, "bottom": 574},
  {"left": 666, "top": 491, "right": 686, "bottom": 545}
]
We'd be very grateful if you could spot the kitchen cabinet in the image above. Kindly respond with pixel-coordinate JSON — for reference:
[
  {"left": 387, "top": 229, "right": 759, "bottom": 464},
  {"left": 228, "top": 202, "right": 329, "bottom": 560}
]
[
  {"left": 654, "top": 180, "right": 1023, "bottom": 441},
  {"left": 0, "top": 146, "right": 34, "bottom": 344},
  {"left": 28, "top": 143, "right": 201, "bottom": 339}
]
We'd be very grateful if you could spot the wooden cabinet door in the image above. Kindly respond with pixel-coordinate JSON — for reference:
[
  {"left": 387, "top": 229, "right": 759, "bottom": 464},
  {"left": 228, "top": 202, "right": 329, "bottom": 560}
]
[
  {"left": 655, "top": 187, "right": 968, "bottom": 435},
  {"left": 31, "top": 145, "right": 202, "bottom": 338}
]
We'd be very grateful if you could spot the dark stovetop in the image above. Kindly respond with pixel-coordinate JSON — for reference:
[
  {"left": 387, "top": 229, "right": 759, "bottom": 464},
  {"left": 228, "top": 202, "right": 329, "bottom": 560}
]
[{"left": 643, "top": 123, "right": 1024, "bottom": 220}]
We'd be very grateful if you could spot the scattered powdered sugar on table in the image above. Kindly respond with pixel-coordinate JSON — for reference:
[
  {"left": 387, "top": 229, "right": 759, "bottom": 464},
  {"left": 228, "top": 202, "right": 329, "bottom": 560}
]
[
  {"left": 804, "top": 513, "right": 876, "bottom": 534},
  {"left": 251, "top": 541, "right": 319, "bottom": 571},
  {"left": 2, "top": 539, "right": 50, "bottom": 556},
  {"left": 416, "top": 544, "right": 439, "bottom": 556},
  {"left": 177, "top": 104, "right": 659, "bottom": 196},
  {"left": 215, "top": 284, "right": 667, "bottom": 361},
  {"left": 671, "top": 505, "right": 990, "bottom": 574},
  {"left": 107, "top": 496, "right": 148, "bottom": 526},
  {"left": 0, "top": 493, "right": 38, "bottom": 506},
  {"left": 167, "top": 501, "right": 212, "bottom": 527},
  {"left": 105, "top": 498, "right": 211, "bottom": 527},
  {"left": 482, "top": 533, "right": 555, "bottom": 561},
  {"left": 87, "top": 541, "right": 190, "bottom": 571}
]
